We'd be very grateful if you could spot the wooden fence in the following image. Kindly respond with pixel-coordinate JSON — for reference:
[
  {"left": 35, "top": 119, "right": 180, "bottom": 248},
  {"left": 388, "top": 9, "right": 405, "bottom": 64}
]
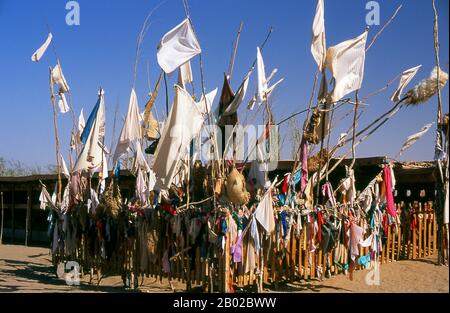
[
  {"left": 218, "top": 201, "right": 438, "bottom": 292},
  {"left": 54, "top": 201, "right": 439, "bottom": 292}
]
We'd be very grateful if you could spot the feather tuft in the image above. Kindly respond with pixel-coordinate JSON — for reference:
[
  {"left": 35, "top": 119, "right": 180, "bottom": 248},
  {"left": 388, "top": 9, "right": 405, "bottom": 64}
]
[{"left": 404, "top": 66, "right": 448, "bottom": 105}]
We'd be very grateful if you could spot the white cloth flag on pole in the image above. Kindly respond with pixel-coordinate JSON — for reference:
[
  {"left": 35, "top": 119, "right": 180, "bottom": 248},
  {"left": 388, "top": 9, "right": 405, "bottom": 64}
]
[
  {"left": 153, "top": 85, "right": 205, "bottom": 189},
  {"left": 390, "top": 65, "right": 422, "bottom": 102},
  {"left": 113, "top": 89, "right": 142, "bottom": 164},
  {"left": 60, "top": 154, "right": 70, "bottom": 178},
  {"left": 51, "top": 63, "right": 70, "bottom": 93},
  {"left": 255, "top": 47, "right": 284, "bottom": 107},
  {"left": 99, "top": 149, "right": 108, "bottom": 194},
  {"left": 132, "top": 140, "right": 151, "bottom": 174},
  {"left": 31, "top": 33, "right": 53, "bottom": 62},
  {"left": 254, "top": 188, "right": 275, "bottom": 233},
  {"left": 58, "top": 93, "right": 70, "bottom": 114},
  {"left": 73, "top": 92, "right": 105, "bottom": 172},
  {"left": 256, "top": 47, "right": 268, "bottom": 104},
  {"left": 78, "top": 109, "right": 86, "bottom": 134},
  {"left": 326, "top": 31, "right": 368, "bottom": 102},
  {"left": 157, "top": 19, "right": 202, "bottom": 74},
  {"left": 177, "top": 61, "right": 193, "bottom": 89},
  {"left": 397, "top": 122, "right": 433, "bottom": 157},
  {"left": 311, "top": 0, "right": 326, "bottom": 71},
  {"left": 197, "top": 88, "right": 218, "bottom": 115}
]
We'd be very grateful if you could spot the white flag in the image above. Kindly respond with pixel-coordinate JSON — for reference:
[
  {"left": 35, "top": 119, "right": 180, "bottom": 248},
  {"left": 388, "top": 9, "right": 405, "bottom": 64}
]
[
  {"left": 51, "top": 63, "right": 70, "bottom": 93},
  {"left": 157, "top": 19, "right": 201, "bottom": 74},
  {"left": 60, "top": 154, "right": 70, "bottom": 178},
  {"left": 391, "top": 65, "right": 422, "bottom": 102},
  {"left": 78, "top": 109, "right": 86, "bottom": 134},
  {"left": 132, "top": 140, "right": 151, "bottom": 174},
  {"left": 113, "top": 89, "right": 142, "bottom": 163},
  {"left": 177, "top": 61, "right": 193, "bottom": 89},
  {"left": 326, "top": 31, "right": 368, "bottom": 102},
  {"left": 256, "top": 47, "right": 268, "bottom": 104},
  {"left": 255, "top": 47, "right": 284, "bottom": 106},
  {"left": 398, "top": 123, "right": 433, "bottom": 157},
  {"left": 31, "top": 33, "right": 53, "bottom": 62},
  {"left": 311, "top": 0, "right": 326, "bottom": 71},
  {"left": 153, "top": 85, "right": 205, "bottom": 189},
  {"left": 254, "top": 189, "right": 275, "bottom": 233},
  {"left": 196, "top": 88, "right": 218, "bottom": 116},
  {"left": 58, "top": 93, "right": 70, "bottom": 114}
]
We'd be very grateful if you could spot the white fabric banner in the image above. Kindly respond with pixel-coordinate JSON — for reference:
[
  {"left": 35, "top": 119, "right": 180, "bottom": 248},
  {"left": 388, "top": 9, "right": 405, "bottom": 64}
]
[
  {"left": 196, "top": 88, "right": 218, "bottom": 115},
  {"left": 51, "top": 63, "right": 70, "bottom": 93},
  {"left": 177, "top": 61, "right": 193, "bottom": 89},
  {"left": 326, "top": 31, "right": 368, "bottom": 102},
  {"left": 398, "top": 122, "right": 433, "bottom": 157},
  {"left": 256, "top": 47, "right": 268, "bottom": 104},
  {"left": 311, "top": 0, "right": 326, "bottom": 71},
  {"left": 390, "top": 65, "right": 422, "bottom": 102},
  {"left": 58, "top": 93, "right": 70, "bottom": 114},
  {"left": 60, "top": 154, "right": 70, "bottom": 178},
  {"left": 113, "top": 88, "right": 142, "bottom": 163},
  {"left": 255, "top": 47, "right": 283, "bottom": 107},
  {"left": 157, "top": 19, "right": 201, "bottom": 74},
  {"left": 31, "top": 33, "right": 53, "bottom": 62},
  {"left": 78, "top": 109, "right": 86, "bottom": 134},
  {"left": 153, "top": 85, "right": 205, "bottom": 189},
  {"left": 254, "top": 189, "right": 275, "bottom": 233}
]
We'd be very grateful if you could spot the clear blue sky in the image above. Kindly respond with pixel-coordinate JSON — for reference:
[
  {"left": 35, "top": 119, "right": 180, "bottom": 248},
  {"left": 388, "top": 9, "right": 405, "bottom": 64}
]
[{"left": 0, "top": 0, "right": 448, "bottom": 168}]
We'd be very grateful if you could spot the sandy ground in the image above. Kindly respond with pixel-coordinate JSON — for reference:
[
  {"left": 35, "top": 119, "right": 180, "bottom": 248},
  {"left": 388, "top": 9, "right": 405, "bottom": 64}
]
[{"left": 0, "top": 244, "right": 448, "bottom": 293}]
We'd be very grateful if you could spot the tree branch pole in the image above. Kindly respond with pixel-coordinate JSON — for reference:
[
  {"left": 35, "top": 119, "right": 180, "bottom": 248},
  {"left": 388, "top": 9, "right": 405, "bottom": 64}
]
[
  {"left": 49, "top": 68, "right": 62, "bottom": 204},
  {"left": 366, "top": 5, "right": 402, "bottom": 52},
  {"left": 291, "top": 70, "right": 320, "bottom": 175},
  {"left": 0, "top": 192, "right": 4, "bottom": 245},
  {"left": 432, "top": 0, "right": 443, "bottom": 151},
  {"left": 432, "top": 0, "right": 448, "bottom": 266},
  {"left": 228, "top": 21, "right": 244, "bottom": 82},
  {"left": 45, "top": 25, "right": 78, "bottom": 159},
  {"left": 324, "top": 102, "right": 404, "bottom": 188},
  {"left": 324, "top": 102, "right": 336, "bottom": 182},
  {"left": 349, "top": 90, "right": 360, "bottom": 171}
]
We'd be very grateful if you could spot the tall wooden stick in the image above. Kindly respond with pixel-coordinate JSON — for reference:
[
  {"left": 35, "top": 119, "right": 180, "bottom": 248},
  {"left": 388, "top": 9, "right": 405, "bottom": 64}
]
[
  {"left": 0, "top": 192, "right": 4, "bottom": 244},
  {"left": 49, "top": 68, "right": 62, "bottom": 204},
  {"left": 228, "top": 21, "right": 244, "bottom": 82},
  {"left": 366, "top": 5, "right": 402, "bottom": 52},
  {"left": 349, "top": 90, "right": 360, "bottom": 171}
]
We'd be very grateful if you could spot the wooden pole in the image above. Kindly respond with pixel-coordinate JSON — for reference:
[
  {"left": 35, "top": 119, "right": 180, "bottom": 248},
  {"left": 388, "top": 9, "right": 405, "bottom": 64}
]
[
  {"left": 391, "top": 226, "right": 396, "bottom": 262},
  {"left": 49, "top": 68, "right": 62, "bottom": 204},
  {"left": 419, "top": 203, "right": 423, "bottom": 258},
  {"left": 433, "top": 211, "right": 437, "bottom": 255},
  {"left": 428, "top": 210, "right": 432, "bottom": 257},
  {"left": 303, "top": 233, "right": 308, "bottom": 280},
  {"left": 259, "top": 236, "right": 264, "bottom": 293},
  {"left": 291, "top": 232, "right": 296, "bottom": 280},
  {"left": 298, "top": 231, "right": 303, "bottom": 277},
  {"left": 424, "top": 207, "right": 428, "bottom": 257},
  {"left": 11, "top": 184, "right": 15, "bottom": 244},
  {"left": 0, "top": 192, "right": 3, "bottom": 244},
  {"left": 25, "top": 186, "right": 32, "bottom": 246},
  {"left": 227, "top": 21, "right": 244, "bottom": 82},
  {"left": 412, "top": 212, "right": 417, "bottom": 259},
  {"left": 397, "top": 224, "right": 402, "bottom": 261}
]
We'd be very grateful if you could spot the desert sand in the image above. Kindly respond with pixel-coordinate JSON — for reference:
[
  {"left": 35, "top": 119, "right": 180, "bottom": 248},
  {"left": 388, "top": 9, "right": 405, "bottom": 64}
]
[{"left": 0, "top": 244, "right": 448, "bottom": 293}]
